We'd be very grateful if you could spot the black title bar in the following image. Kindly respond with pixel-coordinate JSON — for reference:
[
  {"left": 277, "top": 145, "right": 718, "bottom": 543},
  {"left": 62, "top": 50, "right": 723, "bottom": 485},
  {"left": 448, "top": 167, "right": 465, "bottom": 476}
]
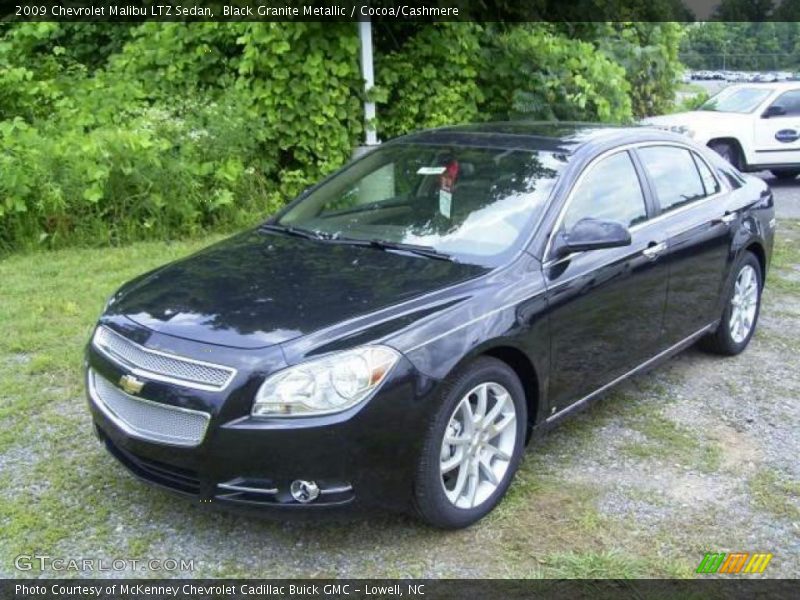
[
  {"left": 3, "top": 579, "right": 800, "bottom": 600},
  {"left": 4, "top": 1, "right": 800, "bottom": 22}
]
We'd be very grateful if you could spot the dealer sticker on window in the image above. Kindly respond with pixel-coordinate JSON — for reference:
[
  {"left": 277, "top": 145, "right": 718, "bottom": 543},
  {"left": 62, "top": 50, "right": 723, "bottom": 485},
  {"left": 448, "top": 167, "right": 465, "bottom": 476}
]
[{"left": 439, "top": 189, "right": 452, "bottom": 218}]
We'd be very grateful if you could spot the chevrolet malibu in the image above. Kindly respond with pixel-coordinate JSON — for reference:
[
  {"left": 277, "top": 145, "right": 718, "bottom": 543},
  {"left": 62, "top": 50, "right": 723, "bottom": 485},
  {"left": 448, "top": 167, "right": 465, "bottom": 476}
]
[{"left": 86, "top": 123, "right": 775, "bottom": 528}]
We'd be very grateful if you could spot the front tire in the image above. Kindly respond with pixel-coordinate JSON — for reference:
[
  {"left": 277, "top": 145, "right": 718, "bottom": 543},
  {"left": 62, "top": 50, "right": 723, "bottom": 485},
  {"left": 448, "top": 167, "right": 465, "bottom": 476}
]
[
  {"left": 699, "top": 252, "right": 762, "bottom": 356},
  {"left": 413, "top": 357, "right": 527, "bottom": 529},
  {"left": 771, "top": 169, "right": 800, "bottom": 181}
]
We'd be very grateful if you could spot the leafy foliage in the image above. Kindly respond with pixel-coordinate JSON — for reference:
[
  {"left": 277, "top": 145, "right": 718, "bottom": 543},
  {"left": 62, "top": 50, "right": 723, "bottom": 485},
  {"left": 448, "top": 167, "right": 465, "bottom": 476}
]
[
  {"left": 595, "top": 23, "right": 684, "bottom": 118},
  {"left": 480, "top": 24, "right": 632, "bottom": 123},
  {"left": 0, "top": 22, "right": 682, "bottom": 253},
  {"left": 682, "top": 20, "right": 800, "bottom": 71},
  {"left": 376, "top": 23, "right": 484, "bottom": 139}
]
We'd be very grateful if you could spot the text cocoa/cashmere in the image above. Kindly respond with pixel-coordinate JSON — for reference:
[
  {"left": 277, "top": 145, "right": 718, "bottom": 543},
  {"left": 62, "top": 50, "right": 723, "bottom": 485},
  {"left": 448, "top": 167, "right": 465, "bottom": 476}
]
[{"left": 15, "top": 583, "right": 414, "bottom": 597}]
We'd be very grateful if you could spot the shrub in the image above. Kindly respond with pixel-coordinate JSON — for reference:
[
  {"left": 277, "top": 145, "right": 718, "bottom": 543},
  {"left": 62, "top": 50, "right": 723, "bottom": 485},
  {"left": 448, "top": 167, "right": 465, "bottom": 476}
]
[
  {"left": 0, "top": 92, "right": 277, "bottom": 250},
  {"left": 480, "top": 24, "right": 632, "bottom": 123},
  {"left": 0, "top": 22, "right": 682, "bottom": 253},
  {"left": 376, "top": 23, "right": 484, "bottom": 139}
]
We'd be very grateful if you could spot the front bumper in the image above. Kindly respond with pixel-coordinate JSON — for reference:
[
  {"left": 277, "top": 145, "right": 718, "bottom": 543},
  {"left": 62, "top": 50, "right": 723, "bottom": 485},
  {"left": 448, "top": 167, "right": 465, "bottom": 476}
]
[{"left": 86, "top": 323, "right": 438, "bottom": 515}]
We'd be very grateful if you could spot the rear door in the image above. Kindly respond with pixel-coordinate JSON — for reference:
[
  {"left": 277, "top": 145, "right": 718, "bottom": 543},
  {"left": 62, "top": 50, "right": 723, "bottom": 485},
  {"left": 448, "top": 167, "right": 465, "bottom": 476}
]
[
  {"left": 543, "top": 150, "right": 669, "bottom": 415},
  {"left": 635, "top": 145, "right": 733, "bottom": 346},
  {"left": 753, "top": 88, "right": 800, "bottom": 165}
]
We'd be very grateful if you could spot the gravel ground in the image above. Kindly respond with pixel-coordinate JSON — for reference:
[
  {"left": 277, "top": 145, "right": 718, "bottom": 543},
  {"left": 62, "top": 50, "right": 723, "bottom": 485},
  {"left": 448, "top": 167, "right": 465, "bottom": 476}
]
[{"left": 0, "top": 196, "right": 798, "bottom": 579}]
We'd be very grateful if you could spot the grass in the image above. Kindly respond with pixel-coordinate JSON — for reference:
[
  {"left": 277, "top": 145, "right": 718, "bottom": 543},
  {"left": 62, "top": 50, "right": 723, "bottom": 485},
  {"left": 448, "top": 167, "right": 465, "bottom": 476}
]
[
  {"left": 677, "top": 82, "right": 706, "bottom": 94},
  {"left": 769, "top": 220, "right": 800, "bottom": 294},
  {"left": 0, "top": 220, "right": 798, "bottom": 578},
  {"left": 619, "top": 413, "right": 722, "bottom": 473},
  {"left": 748, "top": 469, "right": 800, "bottom": 521}
]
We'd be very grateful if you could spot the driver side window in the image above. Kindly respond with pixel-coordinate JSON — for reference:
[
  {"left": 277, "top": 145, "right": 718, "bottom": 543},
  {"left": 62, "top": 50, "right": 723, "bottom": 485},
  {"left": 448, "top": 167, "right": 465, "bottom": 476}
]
[
  {"left": 765, "top": 90, "right": 800, "bottom": 117},
  {"left": 563, "top": 151, "right": 648, "bottom": 230}
]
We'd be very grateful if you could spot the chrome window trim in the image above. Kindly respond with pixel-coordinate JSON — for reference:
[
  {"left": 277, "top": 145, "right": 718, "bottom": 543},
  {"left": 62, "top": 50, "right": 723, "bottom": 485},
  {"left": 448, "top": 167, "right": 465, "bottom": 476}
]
[
  {"left": 92, "top": 326, "right": 237, "bottom": 392},
  {"left": 542, "top": 141, "right": 728, "bottom": 267},
  {"left": 88, "top": 369, "right": 210, "bottom": 448},
  {"left": 546, "top": 322, "right": 716, "bottom": 423}
]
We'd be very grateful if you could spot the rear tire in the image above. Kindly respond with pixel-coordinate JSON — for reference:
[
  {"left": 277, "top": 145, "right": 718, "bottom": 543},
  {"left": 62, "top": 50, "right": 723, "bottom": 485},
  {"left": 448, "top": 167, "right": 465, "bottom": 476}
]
[
  {"left": 699, "top": 252, "right": 762, "bottom": 356},
  {"left": 771, "top": 169, "right": 800, "bottom": 181},
  {"left": 708, "top": 140, "right": 743, "bottom": 170},
  {"left": 413, "top": 357, "right": 527, "bottom": 529}
]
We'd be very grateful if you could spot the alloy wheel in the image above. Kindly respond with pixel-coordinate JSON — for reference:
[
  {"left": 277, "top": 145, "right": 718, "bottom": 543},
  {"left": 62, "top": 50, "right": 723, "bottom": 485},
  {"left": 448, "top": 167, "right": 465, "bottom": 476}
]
[
  {"left": 729, "top": 264, "right": 759, "bottom": 344},
  {"left": 439, "top": 382, "right": 517, "bottom": 509}
]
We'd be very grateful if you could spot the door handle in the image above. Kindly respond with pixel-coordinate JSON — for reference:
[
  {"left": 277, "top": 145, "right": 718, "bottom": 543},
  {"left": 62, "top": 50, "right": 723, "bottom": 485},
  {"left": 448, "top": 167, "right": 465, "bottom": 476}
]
[
  {"left": 714, "top": 211, "right": 737, "bottom": 225},
  {"left": 642, "top": 241, "right": 667, "bottom": 259}
]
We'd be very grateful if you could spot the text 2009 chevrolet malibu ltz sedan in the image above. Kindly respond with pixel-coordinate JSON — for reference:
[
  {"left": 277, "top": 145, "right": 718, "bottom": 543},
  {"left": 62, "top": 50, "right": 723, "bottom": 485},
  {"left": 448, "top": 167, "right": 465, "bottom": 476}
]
[{"left": 86, "top": 122, "right": 775, "bottom": 528}]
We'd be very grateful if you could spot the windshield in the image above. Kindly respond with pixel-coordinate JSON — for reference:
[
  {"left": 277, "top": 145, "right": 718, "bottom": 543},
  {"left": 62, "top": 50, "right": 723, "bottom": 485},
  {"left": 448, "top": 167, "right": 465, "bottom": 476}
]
[
  {"left": 276, "top": 143, "right": 566, "bottom": 264},
  {"left": 700, "top": 87, "right": 772, "bottom": 113}
]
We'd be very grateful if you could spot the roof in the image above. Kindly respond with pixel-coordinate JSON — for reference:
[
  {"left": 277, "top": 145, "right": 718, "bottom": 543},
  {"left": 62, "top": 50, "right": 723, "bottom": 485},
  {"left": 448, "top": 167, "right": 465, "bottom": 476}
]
[{"left": 392, "top": 121, "right": 670, "bottom": 154}]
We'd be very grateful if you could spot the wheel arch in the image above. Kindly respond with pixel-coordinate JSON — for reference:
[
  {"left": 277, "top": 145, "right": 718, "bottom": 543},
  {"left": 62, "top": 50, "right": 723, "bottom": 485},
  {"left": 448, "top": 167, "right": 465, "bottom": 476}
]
[
  {"left": 480, "top": 345, "right": 541, "bottom": 440},
  {"left": 743, "top": 240, "right": 767, "bottom": 286},
  {"left": 707, "top": 137, "right": 747, "bottom": 169}
]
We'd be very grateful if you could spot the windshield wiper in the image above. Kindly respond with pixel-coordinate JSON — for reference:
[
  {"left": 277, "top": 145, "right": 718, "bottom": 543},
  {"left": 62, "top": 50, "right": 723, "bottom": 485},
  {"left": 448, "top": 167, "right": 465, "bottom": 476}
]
[
  {"left": 259, "top": 223, "right": 328, "bottom": 240},
  {"left": 261, "top": 225, "right": 455, "bottom": 261},
  {"left": 326, "top": 236, "right": 455, "bottom": 262},
  {"left": 368, "top": 239, "right": 455, "bottom": 262}
]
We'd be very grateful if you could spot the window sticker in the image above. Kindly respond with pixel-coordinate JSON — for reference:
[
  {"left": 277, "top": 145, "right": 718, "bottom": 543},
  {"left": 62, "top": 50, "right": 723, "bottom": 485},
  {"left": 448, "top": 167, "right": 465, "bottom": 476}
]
[
  {"left": 438, "top": 160, "right": 459, "bottom": 219},
  {"left": 439, "top": 189, "right": 452, "bottom": 218}
]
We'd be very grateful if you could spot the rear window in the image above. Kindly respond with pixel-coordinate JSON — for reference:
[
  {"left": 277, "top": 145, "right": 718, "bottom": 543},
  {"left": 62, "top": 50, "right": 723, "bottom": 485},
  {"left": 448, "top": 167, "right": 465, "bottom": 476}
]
[
  {"left": 638, "top": 146, "right": 708, "bottom": 213},
  {"left": 693, "top": 153, "right": 721, "bottom": 196}
]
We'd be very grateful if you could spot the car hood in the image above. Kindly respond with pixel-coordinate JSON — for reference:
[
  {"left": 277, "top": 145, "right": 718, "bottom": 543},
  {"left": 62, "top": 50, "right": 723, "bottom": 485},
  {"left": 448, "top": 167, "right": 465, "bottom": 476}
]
[
  {"left": 108, "top": 230, "right": 488, "bottom": 349},
  {"left": 642, "top": 110, "right": 750, "bottom": 130}
]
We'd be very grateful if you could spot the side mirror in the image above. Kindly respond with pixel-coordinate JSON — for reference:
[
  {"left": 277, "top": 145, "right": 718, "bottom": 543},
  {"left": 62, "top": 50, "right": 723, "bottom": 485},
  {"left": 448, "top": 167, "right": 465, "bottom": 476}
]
[
  {"left": 762, "top": 105, "right": 786, "bottom": 118},
  {"left": 552, "top": 218, "right": 632, "bottom": 259}
]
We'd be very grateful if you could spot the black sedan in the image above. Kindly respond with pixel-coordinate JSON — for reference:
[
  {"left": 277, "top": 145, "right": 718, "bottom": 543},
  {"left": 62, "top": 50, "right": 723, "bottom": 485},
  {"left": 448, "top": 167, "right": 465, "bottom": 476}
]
[{"left": 86, "top": 122, "right": 775, "bottom": 528}]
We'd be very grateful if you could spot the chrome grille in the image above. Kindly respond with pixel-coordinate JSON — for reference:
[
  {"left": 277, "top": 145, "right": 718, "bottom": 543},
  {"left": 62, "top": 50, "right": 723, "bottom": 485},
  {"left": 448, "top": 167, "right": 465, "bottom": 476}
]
[
  {"left": 93, "top": 326, "right": 235, "bottom": 391},
  {"left": 89, "top": 370, "right": 210, "bottom": 447}
]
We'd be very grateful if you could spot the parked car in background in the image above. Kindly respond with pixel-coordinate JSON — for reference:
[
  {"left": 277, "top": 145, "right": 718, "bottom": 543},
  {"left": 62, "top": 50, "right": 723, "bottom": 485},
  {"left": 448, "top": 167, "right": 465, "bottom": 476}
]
[
  {"left": 644, "top": 82, "right": 800, "bottom": 180},
  {"left": 85, "top": 123, "right": 774, "bottom": 528}
]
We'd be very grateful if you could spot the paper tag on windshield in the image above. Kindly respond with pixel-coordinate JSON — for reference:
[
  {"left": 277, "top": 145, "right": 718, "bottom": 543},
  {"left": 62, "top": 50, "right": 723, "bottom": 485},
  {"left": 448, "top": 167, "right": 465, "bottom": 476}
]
[
  {"left": 417, "top": 166, "right": 446, "bottom": 175},
  {"left": 439, "top": 189, "right": 452, "bottom": 218}
]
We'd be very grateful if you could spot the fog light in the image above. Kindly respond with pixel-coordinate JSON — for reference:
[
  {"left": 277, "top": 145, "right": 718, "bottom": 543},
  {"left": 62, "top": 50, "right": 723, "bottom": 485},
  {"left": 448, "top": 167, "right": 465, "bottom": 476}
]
[{"left": 290, "top": 480, "right": 320, "bottom": 503}]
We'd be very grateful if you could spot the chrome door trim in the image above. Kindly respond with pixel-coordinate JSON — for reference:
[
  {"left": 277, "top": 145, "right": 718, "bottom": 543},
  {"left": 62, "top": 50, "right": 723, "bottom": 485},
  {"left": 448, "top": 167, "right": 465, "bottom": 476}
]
[{"left": 545, "top": 322, "right": 716, "bottom": 424}]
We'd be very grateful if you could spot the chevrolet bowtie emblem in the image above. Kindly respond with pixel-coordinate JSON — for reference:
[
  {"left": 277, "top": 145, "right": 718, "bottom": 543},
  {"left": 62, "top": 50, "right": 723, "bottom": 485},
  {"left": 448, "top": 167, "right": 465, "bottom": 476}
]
[{"left": 119, "top": 374, "right": 144, "bottom": 395}]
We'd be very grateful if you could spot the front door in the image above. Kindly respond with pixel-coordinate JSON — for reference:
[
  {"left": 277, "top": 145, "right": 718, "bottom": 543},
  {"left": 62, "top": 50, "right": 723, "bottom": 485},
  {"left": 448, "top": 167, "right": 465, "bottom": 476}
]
[
  {"left": 544, "top": 150, "right": 669, "bottom": 416},
  {"left": 753, "top": 88, "right": 800, "bottom": 166}
]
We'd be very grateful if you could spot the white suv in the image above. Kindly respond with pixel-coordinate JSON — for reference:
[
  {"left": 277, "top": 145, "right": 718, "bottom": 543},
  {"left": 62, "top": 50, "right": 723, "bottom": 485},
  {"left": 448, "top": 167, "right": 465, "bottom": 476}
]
[{"left": 644, "top": 82, "right": 800, "bottom": 180}]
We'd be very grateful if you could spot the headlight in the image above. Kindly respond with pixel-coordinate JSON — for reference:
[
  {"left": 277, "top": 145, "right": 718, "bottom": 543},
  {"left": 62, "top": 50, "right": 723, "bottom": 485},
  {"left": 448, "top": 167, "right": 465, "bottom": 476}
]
[{"left": 252, "top": 345, "right": 401, "bottom": 417}]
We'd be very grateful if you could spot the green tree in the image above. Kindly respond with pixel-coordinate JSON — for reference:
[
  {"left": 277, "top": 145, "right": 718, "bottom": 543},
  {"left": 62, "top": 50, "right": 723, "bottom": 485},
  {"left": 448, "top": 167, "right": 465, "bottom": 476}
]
[{"left": 712, "top": 0, "right": 776, "bottom": 20}]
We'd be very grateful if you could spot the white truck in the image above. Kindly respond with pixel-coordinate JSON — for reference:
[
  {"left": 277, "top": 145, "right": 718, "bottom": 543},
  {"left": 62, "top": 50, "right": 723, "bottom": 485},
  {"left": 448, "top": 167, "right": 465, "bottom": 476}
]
[{"left": 644, "top": 82, "right": 800, "bottom": 180}]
